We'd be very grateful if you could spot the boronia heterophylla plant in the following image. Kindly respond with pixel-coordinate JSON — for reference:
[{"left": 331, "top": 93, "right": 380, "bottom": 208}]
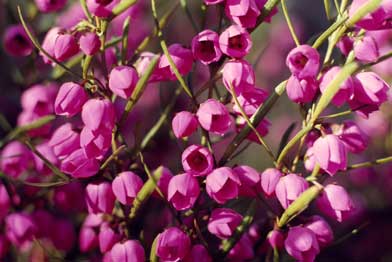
[{"left": 0, "top": 0, "right": 392, "bottom": 261}]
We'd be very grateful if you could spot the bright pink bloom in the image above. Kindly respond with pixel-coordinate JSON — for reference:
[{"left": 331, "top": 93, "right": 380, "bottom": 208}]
[
  {"left": 225, "top": 0, "right": 262, "bottom": 28},
  {"left": 61, "top": 148, "right": 100, "bottom": 178},
  {"left": 192, "top": 30, "right": 222, "bottom": 64},
  {"left": 87, "top": 0, "right": 117, "bottom": 18},
  {"left": 0, "top": 184, "right": 10, "bottom": 221},
  {"left": 99, "top": 222, "right": 120, "bottom": 253},
  {"left": 81, "top": 98, "right": 116, "bottom": 132},
  {"left": 34, "top": 0, "right": 67, "bottom": 12},
  {"left": 233, "top": 165, "right": 261, "bottom": 197},
  {"left": 53, "top": 182, "right": 85, "bottom": 212},
  {"left": 286, "top": 45, "right": 320, "bottom": 79},
  {"left": 286, "top": 75, "right": 318, "bottom": 103},
  {"left": 34, "top": 141, "right": 59, "bottom": 175},
  {"left": 260, "top": 168, "right": 282, "bottom": 197},
  {"left": 156, "top": 227, "right": 191, "bottom": 261},
  {"left": 313, "top": 134, "right": 347, "bottom": 176},
  {"left": 275, "top": 173, "right": 309, "bottom": 209},
  {"left": 232, "top": 87, "right": 268, "bottom": 115},
  {"left": 0, "top": 141, "right": 33, "bottom": 178},
  {"left": 41, "top": 27, "right": 61, "bottom": 64},
  {"left": 197, "top": 98, "right": 233, "bottom": 135},
  {"left": 336, "top": 121, "right": 368, "bottom": 153},
  {"left": 284, "top": 226, "right": 320, "bottom": 262},
  {"left": 54, "top": 33, "right": 79, "bottom": 62},
  {"left": 79, "top": 32, "right": 101, "bottom": 56},
  {"left": 228, "top": 234, "right": 254, "bottom": 260},
  {"left": 79, "top": 214, "right": 103, "bottom": 252},
  {"left": 204, "top": 0, "right": 225, "bottom": 5},
  {"left": 183, "top": 244, "right": 212, "bottom": 262},
  {"left": 51, "top": 218, "right": 76, "bottom": 252},
  {"left": 267, "top": 230, "right": 285, "bottom": 249},
  {"left": 158, "top": 44, "right": 193, "bottom": 80},
  {"left": 111, "top": 240, "right": 145, "bottom": 262},
  {"left": 219, "top": 25, "right": 252, "bottom": 58},
  {"left": 207, "top": 208, "right": 243, "bottom": 239},
  {"left": 222, "top": 59, "right": 255, "bottom": 94},
  {"left": 182, "top": 145, "right": 214, "bottom": 176},
  {"left": 354, "top": 35, "right": 379, "bottom": 62},
  {"left": 85, "top": 181, "right": 116, "bottom": 214},
  {"left": 316, "top": 184, "right": 354, "bottom": 222},
  {"left": 172, "top": 111, "right": 199, "bottom": 138},
  {"left": 21, "top": 83, "right": 57, "bottom": 115},
  {"left": 5, "top": 213, "right": 37, "bottom": 248},
  {"left": 55, "top": 82, "right": 88, "bottom": 117},
  {"left": 206, "top": 167, "right": 241, "bottom": 204},
  {"left": 112, "top": 171, "right": 143, "bottom": 205},
  {"left": 319, "top": 66, "right": 354, "bottom": 107},
  {"left": 3, "top": 25, "right": 33, "bottom": 56},
  {"left": 109, "top": 66, "right": 139, "bottom": 99},
  {"left": 168, "top": 173, "right": 200, "bottom": 210},
  {"left": 349, "top": 0, "right": 392, "bottom": 30},
  {"left": 80, "top": 126, "right": 111, "bottom": 159},
  {"left": 305, "top": 215, "right": 334, "bottom": 248},
  {"left": 49, "top": 123, "right": 80, "bottom": 159},
  {"left": 337, "top": 35, "right": 354, "bottom": 56}
]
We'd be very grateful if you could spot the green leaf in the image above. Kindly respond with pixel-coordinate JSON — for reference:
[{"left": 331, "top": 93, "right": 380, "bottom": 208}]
[
  {"left": 149, "top": 234, "right": 159, "bottom": 262},
  {"left": 277, "top": 122, "right": 297, "bottom": 156},
  {"left": 323, "top": 0, "right": 331, "bottom": 20}
]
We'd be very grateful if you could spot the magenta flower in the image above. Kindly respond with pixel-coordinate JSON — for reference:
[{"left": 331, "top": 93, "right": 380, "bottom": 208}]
[
  {"left": 233, "top": 165, "right": 261, "bottom": 197},
  {"left": 313, "top": 134, "right": 347, "bottom": 176},
  {"left": 316, "top": 184, "right": 354, "bottom": 222},
  {"left": 79, "top": 214, "right": 102, "bottom": 252},
  {"left": 0, "top": 184, "right": 10, "bottom": 221},
  {"left": 61, "top": 148, "right": 100, "bottom": 178},
  {"left": 319, "top": 66, "right": 354, "bottom": 107},
  {"left": 0, "top": 141, "right": 33, "bottom": 178},
  {"left": 109, "top": 66, "right": 139, "bottom": 99},
  {"left": 236, "top": 116, "right": 270, "bottom": 141},
  {"left": 168, "top": 173, "right": 200, "bottom": 210},
  {"left": 204, "top": 0, "right": 225, "bottom": 5},
  {"left": 79, "top": 32, "right": 101, "bottom": 56},
  {"left": 112, "top": 171, "right": 143, "bottom": 205},
  {"left": 86, "top": 0, "right": 116, "bottom": 18},
  {"left": 81, "top": 98, "right": 116, "bottom": 132},
  {"left": 49, "top": 123, "right": 80, "bottom": 159},
  {"left": 55, "top": 82, "right": 88, "bottom": 117},
  {"left": 336, "top": 121, "right": 368, "bottom": 153},
  {"left": 225, "top": 0, "right": 262, "bottom": 28},
  {"left": 153, "top": 166, "right": 173, "bottom": 198},
  {"left": 3, "top": 25, "right": 33, "bottom": 57},
  {"left": 228, "top": 234, "right": 254, "bottom": 260},
  {"left": 33, "top": 141, "right": 59, "bottom": 175},
  {"left": 206, "top": 167, "right": 241, "bottom": 204},
  {"left": 85, "top": 181, "right": 116, "bottom": 214},
  {"left": 21, "top": 83, "right": 57, "bottom": 115},
  {"left": 219, "top": 25, "right": 252, "bottom": 58},
  {"left": 232, "top": 87, "right": 268, "bottom": 115},
  {"left": 111, "top": 240, "right": 145, "bottom": 262},
  {"left": 197, "top": 98, "right": 233, "bottom": 135},
  {"left": 337, "top": 35, "right": 354, "bottom": 56},
  {"left": 275, "top": 173, "right": 309, "bottom": 209},
  {"left": 354, "top": 35, "right": 379, "bottom": 63},
  {"left": 172, "top": 111, "right": 199, "bottom": 138},
  {"left": 41, "top": 27, "right": 61, "bottom": 64},
  {"left": 284, "top": 226, "right": 320, "bottom": 262},
  {"left": 267, "top": 230, "right": 285, "bottom": 249},
  {"left": 54, "top": 33, "right": 79, "bottom": 62},
  {"left": 80, "top": 126, "right": 111, "bottom": 159},
  {"left": 305, "top": 215, "right": 334, "bottom": 248},
  {"left": 5, "top": 213, "right": 37, "bottom": 248},
  {"left": 156, "top": 227, "right": 191, "bottom": 261},
  {"left": 286, "top": 45, "right": 320, "bottom": 79},
  {"left": 260, "top": 168, "right": 282, "bottom": 197},
  {"left": 34, "top": 0, "right": 67, "bottom": 12},
  {"left": 51, "top": 218, "right": 76, "bottom": 252},
  {"left": 286, "top": 75, "right": 318, "bottom": 103},
  {"left": 207, "top": 208, "right": 243, "bottom": 239},
  {"left": 191, "top": 29, "right": 222, "bottom": 64},
  {"left": 349, "top": 0, "right": 392, "bottom": 30},
  {"left": 158, "top": 44, "right": 193, "bottom": 80},
  {"left": 183, "top": 244, "right": 212, "bottom": 262},
  {"left": 99, "top": 222, "right": 120, "bottom": 253},
  {"left": 182, "top": 145, "right": 214, "bottom": 176},
  {"left": 222, "top": 59, "right": 255, "bottom": 94}
]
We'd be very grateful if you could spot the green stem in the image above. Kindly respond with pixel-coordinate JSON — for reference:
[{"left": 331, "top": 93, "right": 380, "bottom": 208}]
[
  {"left": 121, "top": 17, "right": 131, "bottom": 65},
  {"left": 281, "top": 0, "right": 300, "bottom": 46},
  {"left": 111, "top": 0, "right": 137, "bottom": 18},
  {"left": 180, "top": 0, "right": 199, "bottom": 32},
  {"left": 80, "top": 0, "right": 93, "bottom": 21},
  {"left": 82, "top": 55, "right": 93, "bottom": 79},
  {"left": 100, "top": 145, "right": 127, "bottom": 170},
  {"left": 347, "top": 156, "right": 392, "bottom": 170},
  {"left": 312, "top": 14, "right": 348, "bottom": 49}
]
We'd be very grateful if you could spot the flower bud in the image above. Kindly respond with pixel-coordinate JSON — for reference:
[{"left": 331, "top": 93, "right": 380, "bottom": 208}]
[
  {"left": 233, "top": 165, "right": 261, "bottom": 197},
  {"left": 222, "top": 59, "right": 255, "bottom": 94},
  {"left": 61, "top": 148, "right": 100, "bottom": 178},
  {"left": 206, "top": 167, "right": 241, "bottom": 204},
  {"left": 305, "top": 215, "right": 334, "bottom": 247},
  {"left": 354, "top": 35, "right": 379, "bottom": 63},
  {"left": 54, "top": 33, "right": 79, "bottom": 62},
  {"left": 168, "top": 173, "right": 200, "bottom": 210},
  {"left": 112, "top": 171, "right": 143, "bottom": 205},
  {"left": 284, "top": 226, "right": 320, "bottom": 262},
  {"left": 267, "top": 230, "right": 284, "bottom": 249},
  {"left": 260, "top": 168, "right": 282, "bottom": 197},
  {"left": 3, "top": 25, "right": 33, "bottom": 56},
  {"left": 49, "top": 123, "right": 80, "bottom": 159},
  {"left": 80, "top": 127, "right": 112, "bottom": 159},
  {"left": 34, "top": 0, "right": 67, "bottom": 12},
  {"left": 82, "top": 98, "right": 116, "bottom": 132},
  {"left": 172, "top": 111, "right": 198, "bottom": 138},
  {"left": 156, "top": 227, "right": 191, "bottom": 261},
  {"left": 41, "top": 27, "right": 61, "bottom": 64},
  {"left": 79, "top": 32, "right": 101, "bottom": 56},
  {"left": 286, "top": 45, "right": 320, "bottom": 79},
  {"left": 197, "top": 98, "right": 232, "bottom": 135},
  {"left": 182, "top": 145, "right": 214, "bottom": 176},
  {"left": 55, "top": 82, "right": 88, "bottom": 117},
  {"left": 286, "top": 75, "right": 318, "bottom": 103},
  {"left": 85, "top": 181, "right": 116, "bottom": 214},
  {"left": 219, "top": 25, "right": 252, "bottom": 58},
  {"left": 191, "top": 29, "right": 222, "bottom": 65},
  {"left": 111, "top": 240, "right": 145, "bottom": 262},
  {"left": 207, "top": 208, "right": 243, "bottom": 239},
  {"left": 109, "top": 66, "right": 139, "bottom": 99},
  {"left": 21, "top": 83, "right": 57, "bottom": 115},
  {"left": 79, "top": 214, "right": 103, "bottom": 252},
  {"left": 275, "top": 173, "right": 309, "bottom": 209}
]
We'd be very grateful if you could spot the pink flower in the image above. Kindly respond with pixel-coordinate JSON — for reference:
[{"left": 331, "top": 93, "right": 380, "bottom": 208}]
[
  {"left": 112, "top": 171, "right": 143, "bottom": 205},
  {"left": 219, "top": 25, "right": 252, "bottom": 58},
  {"left": 172, "top": 111, "right": 199, "bottom": 138},
  {"left": 79, "top": 214, "right": 102, "bottom": 252},
  {"left": 49, "top": 123, "right": 80, "bottom": 159},
  {"left": 158, "top": 44, "right": 193, "bottom": 81},
  {"left": 156, "top": 227, "right": 191, "bottom": 261},
  {"left": 228, "top": 234, "right": 254, "bottom": 260},
  {"left": 182, "top": 145, "right": 214, "bottom": 176},
  {"left": 260, "top": 168, "right": 282, "bottom": 197},
  {"left": 85, "top": 181, "right": 116, "bottom": 214},
  {"left": 99, "top": 222, "right": 120, "bottom": 253},
  {"left": 286, "top": 75, "right": 318, "bottom": 103},
  {"left": 275, "top": 173, "right": 309, "bottom": 209},
  {"left": 319, "top": 66, "right": 354, "bottom": 107},
  {"left": 207, "top": 208, "right": 243, "bottom": 239},
  {"left": 0, "top": 141, "right": 33, "bottom": 178},
  {"left": 0, "top": 184, "right": 10, "bottom": 221},
  {"left": 349, "top": 0, "right": 392, "bottom": 30},
  {"left": 79, "top": 32, "right": 101, "bottom": 56},
  {"left": 21, "top": 83, "right": 57, "bottom": 115},
  {"left": 337, "top": 36, "right": 354, "bottom": 56},
  {"left": 87, "top": 0, "right": 117, "bottom": 18},
  {"left": 168, "top": 173, "right": 200, "bottom": 210},
  {"left": 204, "top": 0, "right": 225, "bottom": 5},
  {"left": 81, "top": 98, "right": 116, "bottom": 132},
  {"left": 5, "top": 213, "right": 37, "bottom": 248},
  {"left": 284, "top": 226, "right": 320, "bottom": 262},
  {"left": 153, "top": 166, "right": 173, "bottom": 198},
  {"left": 354, "top": 35, "right": 379, "bottom": 62},
  {"left": 54, "top": 33, "right": 79, "bottom": 62},
  {"left": 232, "top": 87, "right": 268, "bottom": 115},
  {"left": 34, "top": 0, "right": 67, "bottom": 12},
  {"left": 111, "top": 240, "right": 145, "bottom": 262},
  {"left": 313, "top": 134, "right": 347, "bottom": 176},
  {"left": 286, "top": 45, "right": 320, "bottom": 79},
  {"left": 316, "top": 184, "right": 354, "bottom": 222},
  {"left": 305, "top": 215, "right": 334, "bottom": 248},
  {"left": 41, "top": 27, "right": 61, "bottom": 64},
  {"left": 225, "top": 0, "right": 262, "bottom": 28},
  {"left": 33, "top": 141, "right": 59, "bottom": 175},
  {"left": 80, "top": 126, "right": 112, "bottom": 159},
  {"left": 3, "top": 25, "right": 33, "bottom": 57},
  {"left": 206, "top": 167, "right": 241, "bottom": 204},
  {"left": 183, "top": 244, "right": 212, "bottom": 262},
  {"left": 192, "top": 30, "right": 222, "bottom": 64},
  {"left": 336, "top": 121, "right": 368, "bottom": 153},
  {"left": 197, "top": 98, "right": 233, "bottom": 135},
  {"left": 267, "top": 230, "right": 285, "bottom": 249},
  {"left": 61, "top": 148, "right": 100, "bottom": 178},
  {"left": 233, "top": 165, "right": 261, "bottom": 197},
  {"left": 55, "top": 82, "right": 88, "bottom": 117},
  {"left": 109, "top": 66, "right": 139, "bottom": 99},
  {"left": 222, "top": 59, "right": 255, "bottom": 94}
]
